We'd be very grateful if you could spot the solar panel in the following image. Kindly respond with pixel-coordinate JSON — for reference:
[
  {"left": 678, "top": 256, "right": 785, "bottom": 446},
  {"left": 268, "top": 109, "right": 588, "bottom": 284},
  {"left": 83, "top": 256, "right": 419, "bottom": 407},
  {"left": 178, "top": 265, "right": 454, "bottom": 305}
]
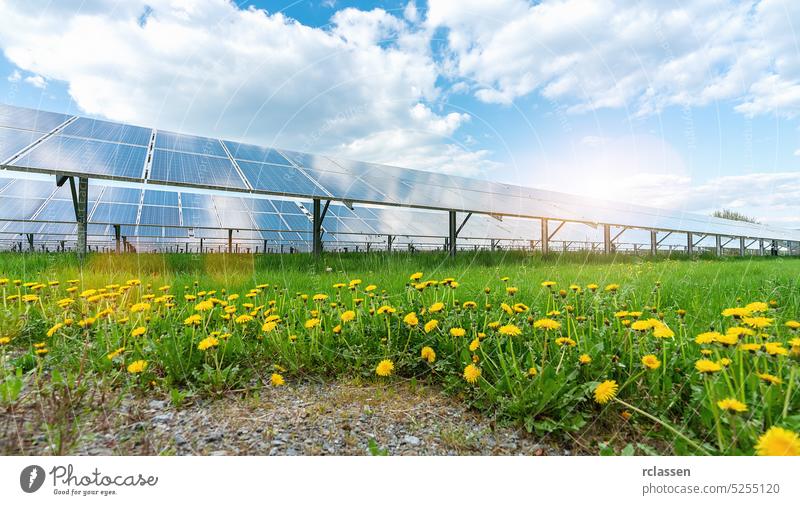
[
  {"left": 155, "top": 131, "right": 228, "bottom": 157},
  {"left": 149, "top": 149, "right": 247, "bottom": 189},
  {"left": 140, "top": 205, "right": 180, "bottom": 226},
  {"left": 60, "top": 117, "right": 152, "bottom": 146},
  {"left": 90, "top": 203, "right": 139, "bottom": 225},
  {"left": 181, "top": 207, "right": 219, "bottom": 228},
  {"left": 223, "top": 140, "right": 293, "bottom": 166},
  {"left": 143, "top": 189, "right": 179, "bottom": 206},
  {"left": 0, "top": 103, "right": 71, "bottom": 132},
  {"left": 236, "top": 160, "right": 327, "bottom": 197},
  {"left": 0, "top": 127, "right": 42, "bottom": 162},
  {"left": 12, "top": 135, "right": 147, "bottom": 179}
]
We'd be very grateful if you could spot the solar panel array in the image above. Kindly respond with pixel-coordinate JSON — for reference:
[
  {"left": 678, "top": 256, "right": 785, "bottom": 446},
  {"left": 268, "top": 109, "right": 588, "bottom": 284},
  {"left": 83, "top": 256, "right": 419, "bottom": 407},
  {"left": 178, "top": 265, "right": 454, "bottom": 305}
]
[{"left": 1, "top": 102, "right": 799, "bottom": 244}]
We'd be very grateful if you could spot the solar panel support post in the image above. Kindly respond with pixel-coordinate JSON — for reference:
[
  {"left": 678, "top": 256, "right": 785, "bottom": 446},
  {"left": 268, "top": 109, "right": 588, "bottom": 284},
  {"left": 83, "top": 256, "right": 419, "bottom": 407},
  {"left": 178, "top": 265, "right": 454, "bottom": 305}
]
[
  {"left": 686, "top": 232, "right": 694, "bottom": 255},
  {"left": 650, "top": 230, "right": 657, "bottom": 255},
  {"left": 312, "top": 198, "right": 324, "bottom": 256},
  {"left": 715, "top": 235, "right": 722, "bottom": 256},
  {"left": 540, "top": 218, "right": 549, "bottom": 255},
  {"left": 200, "top": 237, "right": 204, "bottom": 254},
  {"left": 114, "top": 225, "right": 121, "bottom": 254},
  {"left": 75, "top": 177, "right": 88, "bottom": 260},
  {"left": 448, "top": 210, "right": 457, "bottom": 257},
  {"left": 603, "top": 224, "right": 611, "bottom": 254},
  {"left": 227, "top": 229, "right": 233, "bottom": 253},
  {"left": 26, "top": 233, "right": 34, "bottom": 252},
  {"left": 739, "top": 237, "right": 746, "bottom": 256},
  {"left": 387, "top": 235, "right": 393, "bottom": 252}
]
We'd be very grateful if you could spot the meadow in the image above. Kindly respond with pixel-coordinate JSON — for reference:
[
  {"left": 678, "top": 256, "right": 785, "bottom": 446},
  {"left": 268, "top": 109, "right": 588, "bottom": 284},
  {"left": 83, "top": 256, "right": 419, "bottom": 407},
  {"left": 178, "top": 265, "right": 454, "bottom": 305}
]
[{"left": 1, "top": 250, "right": 799, "bottom": 456}]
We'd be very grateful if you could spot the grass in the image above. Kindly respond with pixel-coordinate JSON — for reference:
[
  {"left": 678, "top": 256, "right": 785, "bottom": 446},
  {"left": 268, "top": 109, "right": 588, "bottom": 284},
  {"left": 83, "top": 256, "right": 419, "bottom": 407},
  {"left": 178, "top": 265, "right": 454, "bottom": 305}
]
[{"left": 1, "top": 250, "right": 799, "bottom": 455}]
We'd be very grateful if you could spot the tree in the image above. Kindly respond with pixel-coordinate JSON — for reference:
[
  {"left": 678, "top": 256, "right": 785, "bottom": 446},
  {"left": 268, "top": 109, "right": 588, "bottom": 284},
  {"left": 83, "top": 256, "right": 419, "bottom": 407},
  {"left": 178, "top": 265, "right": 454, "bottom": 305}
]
[{"left": 712, "top": 209, "right": 759, "bottom": 224}]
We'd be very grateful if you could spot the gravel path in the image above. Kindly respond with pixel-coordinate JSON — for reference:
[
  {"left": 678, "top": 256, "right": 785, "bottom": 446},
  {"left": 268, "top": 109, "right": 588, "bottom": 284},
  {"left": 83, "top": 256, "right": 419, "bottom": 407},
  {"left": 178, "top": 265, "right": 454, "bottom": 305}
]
[{"left": 2, "top": 379, "right": 576, "bottom": 456}]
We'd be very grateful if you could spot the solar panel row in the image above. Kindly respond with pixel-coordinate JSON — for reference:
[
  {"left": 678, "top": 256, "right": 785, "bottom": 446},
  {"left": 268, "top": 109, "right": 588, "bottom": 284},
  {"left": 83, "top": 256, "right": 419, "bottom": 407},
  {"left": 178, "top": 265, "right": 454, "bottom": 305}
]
[{"left": 1, "top": 102, "right": 798, "bottom": 242}]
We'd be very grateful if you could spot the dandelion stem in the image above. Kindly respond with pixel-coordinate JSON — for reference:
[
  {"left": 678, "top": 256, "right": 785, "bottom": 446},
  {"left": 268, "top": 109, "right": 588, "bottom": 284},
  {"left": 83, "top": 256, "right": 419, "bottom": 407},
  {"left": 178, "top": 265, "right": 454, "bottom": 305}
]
[{"left": 613, "top": 398, "right": 711, "bottom": 455}]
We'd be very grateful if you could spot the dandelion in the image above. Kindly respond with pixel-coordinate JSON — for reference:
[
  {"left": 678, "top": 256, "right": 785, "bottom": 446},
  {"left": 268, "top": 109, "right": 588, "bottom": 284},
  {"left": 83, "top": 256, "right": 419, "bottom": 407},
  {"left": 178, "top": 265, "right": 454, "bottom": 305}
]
[
  {"left": 0, "top": 337, "right": 10, "bottom": 345},
  {"left": 304, "top": 318, "right": 320, "bottom": 329},
  {"left": 743, "top": 316, "right": 773, "bottom": 329},
  {"left": 652, "top": 324, "right": 675, "bottom": 339},
  {"left": 127, "top": 360, "right": 148, "bottom": 374},
  {"left": 235, "top": 314, "right": 253, "bottom": 324},
  {"left": 498, "top": 324, "right": 521, "bottom": 336},
  {"left": 528, "top": 366, "right": 538, "bottom": 376},
  {"left": 533, "top": 318, "right": 561, "bottom": 331},
  {"left": 555, "top": 337, "right": 576, "bottom": 347},
  {"left": 717, "top": 398, "right": 747, "bottom": 413},
  {"left": 377, "top": 305, "right": 395, "bottom": 315},
  {"left": 579, "top": 354, "right": 592, "bottom": 365},
  {"left": 184, "top": 314, "right": 202, "bottom": 326},
  {"left": 130, "top": 302, "right": 151, "bottom": 313},
  {"left": 463, "top": 301, "right": 477, "bottom": 309},
  {"left": 695, "top": 332, "right": 721, "bottom": 345},
  {"left": 744, "top": 302, "right": 769, "bottom": 313},
  {"left": 131, "top": 326, "right": 146, "bottom": 337},
  {"left": 463, "top": 364, "right": 481, "bottom": 384},
  {"left": 428, "top": 302, "right": 444, "bottom": 313},
  {"left": 46, "top": 322, "right": 63, "bottom": 337},
  {"left": 469, "top": 338, "right": 480, "bottom": 352},
  {"left": 403, "top": 312, "right": 419, "bottom": 326},
  {"left": 410, "top": 272, "right": 423, "bottom": 281},
  {"left": 785, "top": 320, "right": 800, "bottom": 330},
  {"left": 695, "top": 359, "right": 722, "bottom": 373},
  {"left": 594, "top": 380, "right": 618, "bottom": 404},
  {"left": 755, "top": 427, "right": 800, "bottom": 456},
  {"left": 641, "top": 354, "right": 661, "bottom": 370},
  {"left": 198, "top": 336, "right": 219, "bottom": 351},
  {"left": 341, "top": 310, "right": 356, "bottom": 323},
  {"left": 722, "top": 307, "right": 751, "bottom": 318},
  {"left": 450, "top": 327, "right": 466, "bottom": 337},
  {"left": 270, "top": 373, "right": 285, "bottom": 386},
  {"left": 604, "top": 284, "right": 619, "bottom": 292},
  {"left": 541, "top": 281, "right": 556, "bottom": 289},
  {"left": 757, "top": 372, "right": 782, "bottom": 385},
  {"left": 424, "top": 320, "right": 439, "bottom": 333},
  {"left": 421, "top": 346, "right": 436, "bottom": 364},
  {"left": 107, "top": 347, "right": 125, "bottom": 360},
  {"left": 376, "top": 359, "right": 394, "bottom": 377},
  {"left": 194, "top": 300, "right": 214, "bottom": 311}
]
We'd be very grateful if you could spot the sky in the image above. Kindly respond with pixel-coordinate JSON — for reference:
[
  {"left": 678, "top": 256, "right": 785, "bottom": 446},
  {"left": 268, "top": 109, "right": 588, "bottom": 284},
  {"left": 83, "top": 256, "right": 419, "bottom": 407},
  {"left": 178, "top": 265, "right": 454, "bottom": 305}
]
[{"left": 0, "top": 0, "right": 798, "bottom": 228}]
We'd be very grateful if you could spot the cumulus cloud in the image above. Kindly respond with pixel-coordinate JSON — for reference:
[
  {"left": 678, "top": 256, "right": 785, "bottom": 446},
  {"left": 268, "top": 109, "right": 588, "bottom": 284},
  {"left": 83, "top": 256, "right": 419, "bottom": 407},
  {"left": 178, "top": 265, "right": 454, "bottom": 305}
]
[
  {"left": 0, "top": 0, "right": 493, "bottom": 174},
  {"left": 23, "top": 74, "right": 46, "bottom": 89},
  {"left": 427, "top": 0, "right": 800, "bottom": 117},
  {"left": 7, "top": 69, "right": 21, "bottom": 83}
]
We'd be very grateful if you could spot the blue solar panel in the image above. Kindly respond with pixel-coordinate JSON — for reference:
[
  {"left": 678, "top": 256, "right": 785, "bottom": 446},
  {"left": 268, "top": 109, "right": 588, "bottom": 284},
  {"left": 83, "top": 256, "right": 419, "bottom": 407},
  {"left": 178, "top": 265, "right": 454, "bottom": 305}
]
[
  {"left": 280, "top": 150, "right": 345, "bottom": 172},
  {"left": 251, "top": 212, "right": 286, "bottom": 230},
  {"left": 155, "top": 131, "right": 227, "bottom": 157},
  {"left": 244, "top": 198, "right": 277, "bottom": 213},
  {"left": 236, "top": 160, "right": 327, "bottom": 196},
  {"left": 179, "top": 192, "right": 214, "bottom": 209},
  {"left": 0, "top": 196, "right": 46, "bottom": 220},
  {"left": 0, "top": 126, "right": 41, "bottom": 162},
  {"left": 143, "top": 190, "right": 178, "bottom": 206},
  {"left": 0, "top": 178, "right": 56, "bottom": 198},
  {"left": 12, "top": 135, "right": 147, "bottom": 179},
  {"left": 271, "top": 200, "right": 303, "bottom": 214},
  {"left": 90, "top": 203, "right": 139, "bottom": 224},
  {"left": 34, "top": 199, "right": 76, "bottom": 222},
  {"left": 223, "top": 140, "right": 292, "bottom": 166},
  {"left": 0, "top": 103, "right": 71, "bottom": 132},
  {"left": 300, "top": 168, "right": 392, "bottom": 203},
  {"left": 150, "top": 149, "right": 247, "bottom": 189},
  {"left": 61, "top": 117, "right": 152, "bottom": 146},
  {"left": 96, "top": 186, "right": 142, "bottom": 204},
  {"left": 140, "top": 205, "right": 179, "bottom": 226},
  {"left": 280, "top": 213, "right": 312, "bottom": 231},
  {"left": 181, "top": 207, "right": 219, "bottom": 228}
]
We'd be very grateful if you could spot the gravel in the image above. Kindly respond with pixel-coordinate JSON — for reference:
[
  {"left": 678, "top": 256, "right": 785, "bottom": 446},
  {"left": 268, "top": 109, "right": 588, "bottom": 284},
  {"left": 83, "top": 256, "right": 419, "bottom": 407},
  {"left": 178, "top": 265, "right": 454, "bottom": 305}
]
[{"left": 2, "top": 379, "right": 573, "bottom": 456}]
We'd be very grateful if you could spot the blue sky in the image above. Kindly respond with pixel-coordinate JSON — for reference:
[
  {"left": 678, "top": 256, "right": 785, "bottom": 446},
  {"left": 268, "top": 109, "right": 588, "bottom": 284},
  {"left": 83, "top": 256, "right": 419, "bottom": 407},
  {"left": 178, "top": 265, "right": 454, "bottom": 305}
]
[{"left": 0, "top": 0, "right": 798, "bottom": 227}]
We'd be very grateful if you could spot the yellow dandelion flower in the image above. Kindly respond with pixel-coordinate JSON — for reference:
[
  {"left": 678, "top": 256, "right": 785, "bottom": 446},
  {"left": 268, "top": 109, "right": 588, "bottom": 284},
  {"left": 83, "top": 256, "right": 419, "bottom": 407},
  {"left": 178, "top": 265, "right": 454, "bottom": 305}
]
[
  {"left": 641, "top": 354, "right": 661, "bottom": 370},
  {"left": 376, "top": 359, "right": 394, "bottom": 377},
  {"left": 198, "top": 336, "right": 220, "bottom": 351},
  {"left": 594, "top": 380, "right": 618, "bottom": 404},
  {"left": 421, "top": 346, "right": 436, "bottom": 364},
  {"left": 450, "top": 327, "right": 466, "bottom": 337},
  {"left": 428, "top": 302, "right": 444, "bottom": 313},
  {"left": 127, "top": 360, "right": 148, "bottom": 374},
  {"left": 498, "top": 324, "right": 522, "bottom": 337},
  {"left": 184, "top": 314, "right": 202, "bottom": 326},
  {"left": 107, "top": 347, "right": 125, "bottom": 360},
  {"left": 469, "top": 337, "right": 480, "bottom": 352},
  {"left": 424, "top": 320, "right": 439, "bottom": 333},
  {"left": 46, "top": 322, "right": 64, "bottom": 337},
  {"left": 695, "top": 331, "right": 721, "bottom": 345},
  {"left": 717, "top": 398, "right": 747, "bottom": 413},
  {"left": 463, "top": 364, "right": 481, "bottom": 384},
  {"left": 555, "top": 337, "right": 576, "bottom": 347},
  {"left": 755, "top": 427, "right": 800, "bottom": 456},
  {"left": 340, "top": 310, "right": 356, "bottom": 323},
  {"left": 270, "top": 373, "right": 285, "bottom": 386},
  {"left": 131, "top": 326, "right": 146, "bottom": 337},
  {"left": 377, "top": 305, "right": 395, "bottom": 315},
  {"left": 304, "top": 318, "right": 321, "bottom": 329},
  {"left": 533, "top": 318, "right": 561, "bottom": 331},
  {"left": 579, "top": 354, "right": 592, "bottom": 365},
  {"left": 403, "top": 312, "right": 419, "bottom": 326},
  {"left": 695, "top": 359, "right": 722, "bottom": 373},
  {"left": 757, "top": 372, "right": 782, "bottom": 385}
]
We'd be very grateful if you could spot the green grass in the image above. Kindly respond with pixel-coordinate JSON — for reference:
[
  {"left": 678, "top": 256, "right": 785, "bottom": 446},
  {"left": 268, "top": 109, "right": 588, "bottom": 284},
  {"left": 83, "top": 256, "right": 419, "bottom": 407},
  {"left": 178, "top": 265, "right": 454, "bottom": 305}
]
[{"left": 1, "top": 251, "right": 799, "bottom": 455}]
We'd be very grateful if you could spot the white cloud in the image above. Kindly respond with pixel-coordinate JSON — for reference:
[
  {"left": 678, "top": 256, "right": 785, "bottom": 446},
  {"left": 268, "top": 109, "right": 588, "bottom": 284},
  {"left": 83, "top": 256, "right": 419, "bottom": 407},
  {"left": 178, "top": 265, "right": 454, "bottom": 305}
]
[
  {"left": 7, "top": 69, "right": 21, "bottom": 82},
  {"left": 0, "top": 0, "right": 494, "bottom": 175},
  {"left": 23, "top": 74, "right": 46, "bottom": 89},
  {"left": 427, "top": 0, "right": 800, "bottom": 117}
]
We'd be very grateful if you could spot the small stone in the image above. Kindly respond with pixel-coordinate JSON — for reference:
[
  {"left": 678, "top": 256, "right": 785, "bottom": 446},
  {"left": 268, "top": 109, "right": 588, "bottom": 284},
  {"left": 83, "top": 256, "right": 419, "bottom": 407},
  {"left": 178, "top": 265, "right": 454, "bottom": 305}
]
[
  {"left": 210, "top": 450, "right": 228, "bottom": 456},
  {"left": 152, "top": 413, "right": 173, "bottom": 423},
  {"left": 148, "top": 400, "right": 167, "bottom": 410},
  {"left": 402, "top": 435, "right": 421, "bottom": 446},
  {"left": 205, "top": 431, "right": 223, "bottom": 443},
  {"left": 174, "top": 434, "right": 188, "bottom": 446}
]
